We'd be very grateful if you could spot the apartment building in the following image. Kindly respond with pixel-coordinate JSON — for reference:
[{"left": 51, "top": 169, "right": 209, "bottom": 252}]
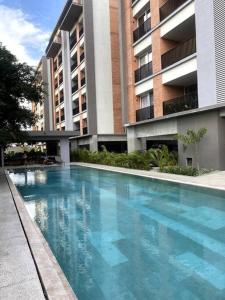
[
  {"left": 33, "top": 56, "right": 53, "bottom": 131},
  {"left": 34, "top": 0, "right": 127, "bottom": 152},
  {"left": 121, "top": 0, "right": 225, "bottom": 169},
  {"left": 33, "top": 0, "right": 225, "bottom": 169}
]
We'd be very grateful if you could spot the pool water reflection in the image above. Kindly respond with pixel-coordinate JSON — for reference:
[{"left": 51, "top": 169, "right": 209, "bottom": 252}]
[{"left": 10, "top": 166, "right": 225, "bottom": 300}]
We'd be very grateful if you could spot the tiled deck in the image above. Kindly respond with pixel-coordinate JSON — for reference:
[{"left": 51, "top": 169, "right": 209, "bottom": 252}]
[
  {"left": 72, "top": 163, "right": 225, "bottom": 191},
  {"left": 0, "top": 169, "right": 45, "bottom": 299}
]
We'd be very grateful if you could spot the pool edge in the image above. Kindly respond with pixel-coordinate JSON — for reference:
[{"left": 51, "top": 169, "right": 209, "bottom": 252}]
[
  {"left": 5, "top": 171, "right": 78, "bottom": 300},
  {"left": 71, "top": 162, "right": 225, "bottom": 192}
]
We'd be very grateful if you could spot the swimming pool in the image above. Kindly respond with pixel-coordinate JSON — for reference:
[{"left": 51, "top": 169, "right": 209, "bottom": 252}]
[{"left": 10, "top": 166, "right": 225, "bottom": 300}]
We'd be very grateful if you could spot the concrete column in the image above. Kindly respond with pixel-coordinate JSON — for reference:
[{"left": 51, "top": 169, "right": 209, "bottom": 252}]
[
  {"left": 89, "top": 135, "right": 98, "bottom": 152},
  {"left": 60, "top": 138, "right": 70, "bottom": 163},
  {"left": 127, "top": 128, "right": 144, "bottom": 153}
]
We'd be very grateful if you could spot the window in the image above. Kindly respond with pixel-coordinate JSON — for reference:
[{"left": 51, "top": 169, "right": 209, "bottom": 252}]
[
  {"left": 139, "top": 51, "right": 151, "bottom": 67},
  {"left": 138, "top": 9, "right": 150, "bottom": 26},
  {"left": 140, "top": 92, "right": 153, "bottom": 108}
]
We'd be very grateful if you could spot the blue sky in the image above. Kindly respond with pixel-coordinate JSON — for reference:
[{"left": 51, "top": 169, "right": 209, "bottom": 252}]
[{"left": 0, "top": 0, "right": 66, "bottom": 65}]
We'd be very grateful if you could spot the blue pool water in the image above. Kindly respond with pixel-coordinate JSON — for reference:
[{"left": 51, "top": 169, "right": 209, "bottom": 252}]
[{"left": 10, "top": 166, "right": 225, "bottom": 300}]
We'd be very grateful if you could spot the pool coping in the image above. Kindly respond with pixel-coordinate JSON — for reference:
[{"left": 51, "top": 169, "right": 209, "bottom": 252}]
[
  {"left": 5, "top": 171, "right": 78, "bottom": 300},
  {"left": 71, "top": 162, "right": 225, "bottom": 192}
]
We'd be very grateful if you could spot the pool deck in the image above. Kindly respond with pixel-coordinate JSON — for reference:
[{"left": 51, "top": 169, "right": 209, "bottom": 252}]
[
  {"left": 0, "top": 168, "right": 77, "bottom": 300},
  {"left": 72, "top": 163, "right": 225, "bottom": 191}
]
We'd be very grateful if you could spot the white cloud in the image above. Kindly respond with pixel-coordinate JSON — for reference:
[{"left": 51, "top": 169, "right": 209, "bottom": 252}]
[{"left": 0, "top": 5, "right": 50, "bottom": 66}]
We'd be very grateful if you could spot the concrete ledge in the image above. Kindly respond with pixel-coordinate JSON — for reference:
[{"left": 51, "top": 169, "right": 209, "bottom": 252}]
[
  {"left": 6, "top": 172, "right": 77, "bottom": 300},
  {"left": 71, "top": 162, "right": 225, "bottom": 192}
]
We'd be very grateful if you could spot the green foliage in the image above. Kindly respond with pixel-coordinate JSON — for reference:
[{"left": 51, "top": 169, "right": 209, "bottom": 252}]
[
  {"left": 177, "top": 128, "right": 207, "bottom": 170},
  {"left": 160, "top": 165, "right": 200, "bottom": 176},
  {"left": 71, "top": 146, "right": 178, "bottom": 171},
  {"left": 177, "top": 128, "right": 207, "bottom": 148},
  {"left": 147, "top": 145, "right": 177, "bottom": 168},
  {"left": 0, "top": 44, "right": 43, "bottom": 146}
]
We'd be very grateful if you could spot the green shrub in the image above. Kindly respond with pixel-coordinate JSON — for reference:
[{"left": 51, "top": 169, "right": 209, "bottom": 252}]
[
  {"left": 160, "top": 165, "right": 200, "bottom": 176},
  {"left": 71, "top": 146, "right": 177, "bottom": 171},
  {"left": 147, "top": 145, "right": 177, "bottom": 168}
]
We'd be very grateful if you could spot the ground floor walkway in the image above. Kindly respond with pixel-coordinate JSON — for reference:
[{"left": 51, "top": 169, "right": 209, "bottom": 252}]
[
  {"left": 0, "top": 169, "right": 45, "bottom": 299},
  {"left": 72, "top": 163, "right": 225, "bottom": 191}
]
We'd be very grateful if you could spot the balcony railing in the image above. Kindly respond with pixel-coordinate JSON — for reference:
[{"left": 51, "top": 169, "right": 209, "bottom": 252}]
[
  {"left": 81, "top": 77, "right": 86, "bottom": 87},
  {"left": 58, "top": 56, "right": 62, "bottom": 67},
  {"left": 163, "top": 92, "right": 198, "bottom": 115},
  {"left": 135, "top": 62, "right": 152, "bottom": 83},
  {"left": 61, "top": 115, "right": 65, "bottom": 122},
  {"left": 80, "top": 52, "right": 85, "bottom": 63},
  {"left": 70, "top": 38, "right": 77, "bottom": 50},
  {"left": 83, "top": 127, "right": 88, "bottom": 135},
  {"left": 133, "top": 17, "right": 151, "bottom": 43},
  {"left": 160, "top": 0, "right": 187, "bottom": 21},
  {"left": 73, "top": 107, "right": 79, "bottom": 115},
  {"left": 161, "top": 37, "right": 196, "bottom": 69},
  {"left": 72, "top": 84, "right": 78, "bottom": 94},
  {"left": 60, "top": 96, "right": 64, "bottom": 103},
  {"left": 54, "top": 83, "right": 58, "bottom": 89},
  {"left": 59, "top": 77, "right": 63, "bottom": 85},
  {"left": 79, "top": 27, "right": 84, "bottom": 37},
  {"left": 136, "top": 105, "right": 154, "bottom": 122},
  {"left": 56, "top": 117, "right": 60, "bottom": 124},
  {"left": 82, "top": 102, "right": 87, "bottom": 111},
  {"left": 71, "top": 61, "right": 78, "bottom": 72}
]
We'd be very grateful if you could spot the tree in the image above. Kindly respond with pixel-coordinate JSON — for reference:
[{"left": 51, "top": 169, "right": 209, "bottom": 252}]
[
  {"left": 177, "top": 128, "right": 207, "bottom": 170},
  {"left": 0, "top": 44, "right": 42, "bottom": 166}
]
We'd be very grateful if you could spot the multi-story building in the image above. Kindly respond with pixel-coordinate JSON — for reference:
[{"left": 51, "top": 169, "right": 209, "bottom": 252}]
[
  {"left": 33, "top": 56, "right": 53, "bottom": 131},
  {"left": 33, "top": 0, "right": 225, "bottom": 169},
  {"left": 121, "top": 0, "right": 225, "bottom": 170},
  {"left": 35, "top": 0, "right": 127, "bottom": 152}
]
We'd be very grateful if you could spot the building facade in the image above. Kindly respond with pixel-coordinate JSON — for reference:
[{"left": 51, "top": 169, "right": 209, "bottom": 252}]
[
  {"left": 34, "top": 0, "right": 127, "bottom": 152},
  {"left": 121, "top": 0, "right": 225, "bottom": 170},
  {"left": 34, "top": 0, "right": 225, "bottom": 169}
]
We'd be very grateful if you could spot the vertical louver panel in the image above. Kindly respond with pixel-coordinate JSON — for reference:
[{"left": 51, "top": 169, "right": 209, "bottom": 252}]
[{"left": 213, "top": 0, "right": 225, "bottom": 104}]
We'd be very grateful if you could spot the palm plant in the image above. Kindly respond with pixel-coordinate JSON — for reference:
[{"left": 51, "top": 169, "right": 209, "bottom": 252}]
[{"left": 177, "top": 128, "right": 207, "bottom": 170}]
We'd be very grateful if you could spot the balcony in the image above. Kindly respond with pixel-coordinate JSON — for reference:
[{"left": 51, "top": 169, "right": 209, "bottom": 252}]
[
  {"left": 79, "top": 27, "right": 84, "bottom": 38},
  {"left": 58, "top": 56, "right": 62, "bottom": 67},
  {"left": 133, "top": 17, "right": 151, "bottom": 43},
  {"left": 135, "top": 62, "right": 152, "bottom": 83},
  {"left": 70, "top": 37, "right": 77, "bottom": 50},
  {"left": 46, "top": 36, "right": 62, "bottom": 58},
  {"left": 60, "top": 0, "right": 83, "bottom": 31},
  {"left": 54, "top": 63, "right": 57, "bottom": 72},
  {"left": 61, "top": 115, "right": 65, "bottom": 122},
  {"left": 163, "top": 92, "right": 198, "bottom": 115},
  {"left": 136, "top": 105, "right": 154, "bottom": 122},
  {"left": 72, "top": 84, "right": 78, "bottom": 94},
  {"left": 161, "top": 37, "right": 196, "bottom": 69},
  {"left": 60, "top": 96, "right": 64, "bottom": 103},
  {"left": 160, "top": 0, "right": 188, "bottom": 21},
  {"left": 56, "top": 117, "right": 60, "bottom": 124},
  {"left": 83, "top": 127, "right": 88, "bottom": 135},
  {"left": 80, "top": 52, "right": 85, "bottom": 63},
  {"left": 80, "top": 77, "right": 86, "bottom": 87},
  {"left": 71, "top": 61, "right": 78, "bottom": 71},
  {"left": 54, "top": 82, "right": 58, "bottom": 89},
  {"left": 82, "top": 102, "right": 87, "bottom": 111},
  {"left": 55, "top": 100, "right": 59, "bottom": 106},
  {"left": 73, "top": 107, "right": 79, "bottom": 115},
  {"left": 59, "top": 77, "right": 63, "bottom": 85}
]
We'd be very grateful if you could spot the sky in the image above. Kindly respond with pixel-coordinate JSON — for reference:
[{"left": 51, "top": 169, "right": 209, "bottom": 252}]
[{"left": 0, "top": 0, "right": 66, "bottom": 66}]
